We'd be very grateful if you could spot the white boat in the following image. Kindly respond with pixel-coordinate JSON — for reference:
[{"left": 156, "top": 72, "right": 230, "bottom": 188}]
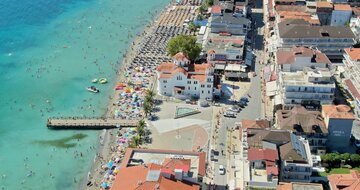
[
  {"left": 99, "top": 78, "right": 107, "bottom": 84},
  {"left": 87, "top": 86, "right": 99, "bottom": 93},
  {"left": 92, "top": 78, "right": 98, "bottom": 83}
]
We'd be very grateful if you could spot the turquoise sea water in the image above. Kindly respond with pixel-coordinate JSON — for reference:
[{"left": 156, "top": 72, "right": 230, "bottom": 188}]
[{"left": 0, "top": 0, "right": 169, "bottom": 189}]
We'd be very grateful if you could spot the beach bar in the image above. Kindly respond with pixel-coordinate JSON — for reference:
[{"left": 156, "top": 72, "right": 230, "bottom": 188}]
[{"left": 47, "top": 117, "right": 139, "bottom": 129}]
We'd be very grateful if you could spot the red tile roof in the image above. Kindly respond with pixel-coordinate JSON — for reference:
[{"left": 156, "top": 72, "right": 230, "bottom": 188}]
[
  {"left": 276, "top": 47, "right": 330, "bottom": 65},
  {"left": 248, "top": 148, "right": 278, "bottom": 162},
  {"left": 316, "top": 1, "right": 332, "bottom": 8},
  {"left": 111, "top": 163, "right": 200, "bottom": 190},
  {"left": 120, "top": 148, "right": 206, "bottom": 176},
  {"left": 211, "top": 5, "right": 221, "bottom": 14},
  {"left": 344, "top": 48, "right": 360, "bottom": 61},
  {"left": 173, "top": 52, "right": 189, "bottom": 61},
  {"left": 241, "top": 119, "right": 271, "bottom": 129},
  {"left": 328, "top": 170, "right": 360, "bottom": 190},
  {"left": 345, "top": 79, "right": 360, "bottom": 101},
  {"left": 334, "top": 4, "right": 352, "bottom": 11},
  {"left": 267, "top": 166, "right": 279, "bottom": 176},
  {"left": 322, "top": 104, "right": 355, "bottom": 120}
]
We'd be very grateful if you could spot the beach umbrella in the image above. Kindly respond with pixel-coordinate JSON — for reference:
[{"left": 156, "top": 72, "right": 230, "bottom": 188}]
[
  {"left": 101, "top": 183, "right": 108, "bottom": 188},
  {"left": 108, "top": 170, "right": 113, "bottom": 174},
  {"left": 107, "top": 161, "right": 114, "bottom": 168}
]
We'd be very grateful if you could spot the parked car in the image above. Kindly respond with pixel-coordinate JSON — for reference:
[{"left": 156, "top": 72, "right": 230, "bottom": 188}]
[
  {"left": 219, "top": 165, "right": 225, "bottom": 175},
  {"left": 227, "top": 105, "right": 241, "bottom": 113},
  {"left": 200, "top": 100, "right": 209, "bottom": 107},
  {"left": 185, "top": 99, "right": 191, "bottom": 104},
  {"left": 237, "top": 100, "right": 247, "bottom": 108},
  {"left": 240, "top": 96, "right": 249, "bottom": 103},
  {"left": 223, "top": 111, "right": 236, "bottom": 118}
]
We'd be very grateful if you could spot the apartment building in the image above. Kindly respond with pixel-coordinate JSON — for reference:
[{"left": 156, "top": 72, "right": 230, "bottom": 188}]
[
  {"left": 276, "top": 19, "right": 355, "bottom": 59},
  {"left": 316, "top": 1, "right": 333, "bottom": 25},
  {"left": 279, "top": 134, "right": 312, "bottom": 183},
  {"left": 276, "top": 47, "right": 331, "bottom": 72},
  {"left": 322, "top": 104, "right": 355, "bottom": 152},
  {"left": 330, "top": 4, "right": 352, "bottom": 26},
  {"left": 276, "top": 106, "right": 327, "bottom": 155},
  {"left": 342, "top": 48, "right": 360, "bottom": 117},
  {"left": 350, "top": 16, "right": 360, "bottom": 43},
  {"left": 279, "top": 68, "right": 336, "bottom": 109},
  {"left": 243, "top": 129, "right": 312, "bottom": 185},
  {"left": 210, "top": 13, "right": 250, "bottom": 35}
]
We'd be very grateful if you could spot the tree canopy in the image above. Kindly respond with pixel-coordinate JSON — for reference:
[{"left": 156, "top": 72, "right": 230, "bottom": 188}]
[{"left": 166, "top": 35, "right": 202, "bottom": 61}]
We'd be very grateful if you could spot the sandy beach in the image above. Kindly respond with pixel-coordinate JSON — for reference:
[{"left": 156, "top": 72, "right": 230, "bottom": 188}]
[
  {"left": 78, "top": 3, "right": 172, "bottom": 190},
  {"left": 78, "top": 0, "right": 202, "bottom": 188}
]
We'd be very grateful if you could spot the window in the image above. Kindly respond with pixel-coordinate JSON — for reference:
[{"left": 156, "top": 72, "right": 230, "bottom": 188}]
[
  {"left": 164, "top": 92, "right": 166, "bottom": 95},
  {"left": 188, "top": 86, "right": 190, "bottom": 90},
  {"left": 207, "top": 85, "right": 211, "bottom": 88},
  {"left": 208, "top": 90, "right": 210, "bottom": 94},
  {"left": 201, "top": 84, "right": 205, "bottom": 88},
  {"left": 202, "top": 90, "right": 204, "bottom": 94},
  {"left": 187, "top": 81, "right": 191, "bottom": 84},
  {"left": 194, "top": 81, "right": 198, "bottom": 84},
  {"left": 163, "top": 80, "right": 167, "bottom": 83},
  {"left": 177, "top": 76, "right": 182, "bottom": 80},
  {"left": 195, "top": 87, "right": 197, "bottom": 90},
  {"left": 164, "top": 85, "right": 166, "bottom": 88}
]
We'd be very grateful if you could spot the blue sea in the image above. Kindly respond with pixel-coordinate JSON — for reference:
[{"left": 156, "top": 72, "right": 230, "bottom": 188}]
[{"left": 0, "top": 0, "right": 169, "bottom": 189}]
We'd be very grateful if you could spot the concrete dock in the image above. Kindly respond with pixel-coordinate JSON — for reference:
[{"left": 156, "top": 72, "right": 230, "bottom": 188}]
[{"left": 47, "top": 117, "right": 139, "bottom": 129}]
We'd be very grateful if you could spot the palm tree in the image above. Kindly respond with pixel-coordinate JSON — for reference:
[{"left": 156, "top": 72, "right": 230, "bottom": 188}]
[
  {"left": 143, "top": 102, "right": 152, "bottom": 116},
  {"left": 129, "top": 135, "right": 141, "bottom": 148},
  {"left": 137, "top": 120, "right": 146, "bottom": 139},
  {"left": 145, "top": 89, "right": 156, "bottom": 101}
]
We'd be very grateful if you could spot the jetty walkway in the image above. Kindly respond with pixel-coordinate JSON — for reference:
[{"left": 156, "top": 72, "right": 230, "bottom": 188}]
[{"left": 47, "top": 117, "right": 139, "bottom": 129}]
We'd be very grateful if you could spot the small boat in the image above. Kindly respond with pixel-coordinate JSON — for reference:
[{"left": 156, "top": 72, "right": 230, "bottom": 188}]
[
  {"left": 87, "top": 86, "right": 99, "bottom": 93},
  {"left": 99, "top": 78, "right": 107, "bottom": 84},
  {"left": 92, "top": 78, "right": 98, "bottom": 83}
]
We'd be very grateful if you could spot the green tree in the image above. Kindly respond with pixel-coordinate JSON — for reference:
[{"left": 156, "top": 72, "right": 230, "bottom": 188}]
[
  {"left": 188, "top": 22, "right": 197, "bottom": 35},
  {"left": 143, "top": 101, "right": 152, "bottom": 116},
  {"left": 130, "top": 135, "right": 141, "bottom": 148},
  {"left": 204, "top": 0, "right": 214, "bottom": 7},
  {"left": 341, "top": 153, "right": 351, "bottom": 162},
  {"left": 350, "top": 154, "right": 360, "bottom": 166},
  {"left": 198, "top": 4, "right": 207, "bottom": 14},
  {"left": 166, "top": 35, "right": 202, "bottom": 61},
  {"left": 137, "top": 119, "right": 146, "bottom": 139}
]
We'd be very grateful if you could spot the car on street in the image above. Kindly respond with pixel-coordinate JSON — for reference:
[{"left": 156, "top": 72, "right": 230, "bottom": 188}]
[
  {"left": 227, "top": 105, "right": 241, "bottom": 113},
  {"left": 219, "top": 165, "right": 225, "bottom": 175},
  {"left": 240, "top": 96, "right": 249, "bottom": 103},
  {"left": 237, "top": 100, "right": 248, "bottom": 108},
  {"left": 185, "top": 99, "right": 191, "bottom": 104},
  {"left": 223, "top": 111, "right": 236, "bottom": 118}
]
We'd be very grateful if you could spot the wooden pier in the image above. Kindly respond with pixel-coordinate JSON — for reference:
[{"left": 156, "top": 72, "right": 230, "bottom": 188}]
[{"left": 47, "top": 117, "right": 139, "bottom": 129}]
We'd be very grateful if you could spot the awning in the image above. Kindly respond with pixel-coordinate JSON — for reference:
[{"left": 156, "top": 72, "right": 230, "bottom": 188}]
[
  {"left": 225, "top": 64, "right": 247, "bottom": 72},
  {"left": 274, "top": 94, "right": 282, "bottom": 105},
  {"left": 174, "top": 86, "right": 185, "bottom": 91},
  {"left": 266, "top": 81, "right": 277, "bottom": 97},
  {"left": 215, "top": 64, "right": 226, "bottom": 70}
]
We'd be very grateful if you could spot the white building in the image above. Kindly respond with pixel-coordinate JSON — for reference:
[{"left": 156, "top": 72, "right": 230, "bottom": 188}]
[
  {"left": 341, "top": 48, "right": 360, "bottom": 117},
  {"left": 279, "top": 68, "right": 336, "bottom": 109},
  {"left": 279, "top": 134, "right": 312, "bottom": 183},
  {"left": 276, "top": 47, "right": 331, "bottom": 72},
  {"left": 330, "top": 4, "right": 352, "bottom": 26},
  {"left": 156, "top": 52, "right": 219, "bottom": 100},
  {"left": 350, "top": 16, "right": 360, "bottom": 43}
]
